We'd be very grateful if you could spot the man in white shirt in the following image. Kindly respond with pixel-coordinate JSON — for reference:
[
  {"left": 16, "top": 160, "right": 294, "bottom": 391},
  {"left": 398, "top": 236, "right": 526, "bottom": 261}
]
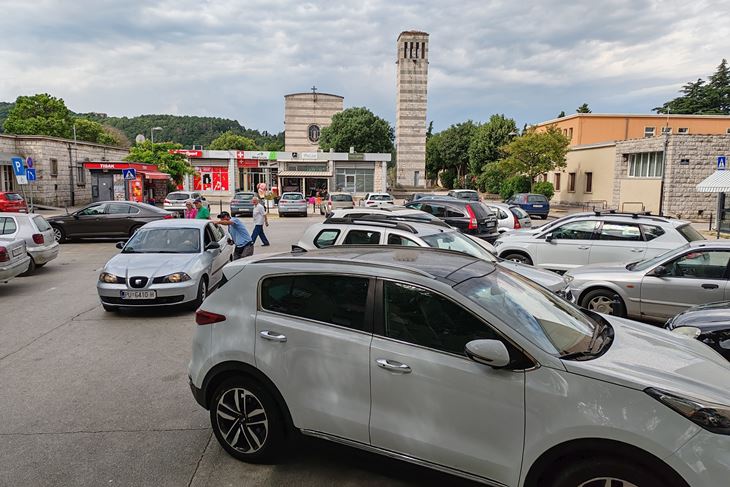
[{"left": 251, "top": 197, "right": 270, "bottom": 246}]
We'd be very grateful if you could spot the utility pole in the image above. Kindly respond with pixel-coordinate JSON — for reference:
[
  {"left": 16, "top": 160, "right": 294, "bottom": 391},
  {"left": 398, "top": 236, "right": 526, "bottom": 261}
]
[{"left": 657, "top": 110, "right": 670, "bottom": 216}]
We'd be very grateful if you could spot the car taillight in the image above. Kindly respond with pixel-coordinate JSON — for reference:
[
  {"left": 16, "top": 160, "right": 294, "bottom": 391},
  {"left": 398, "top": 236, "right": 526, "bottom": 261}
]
[
  {"left": 163, "top": 213, "right": 174, "bottom": 219},
  {"left": 164, "top": 199, "right": 171, "bottom": 204},
  {"left": 465, "top": 204, "right": 478, "bottom": 230},
  {"left": 32, "top": 233, "right": 44, "bottom": 244},
  {"left": 196, "top": 309, "right": 226, "bottom": 325},
  {"left": 0, "top": 246, "right": 8, "bottom": 262},
  {"left": 513, "top": 214, "right": 521, "bottom": 229}
]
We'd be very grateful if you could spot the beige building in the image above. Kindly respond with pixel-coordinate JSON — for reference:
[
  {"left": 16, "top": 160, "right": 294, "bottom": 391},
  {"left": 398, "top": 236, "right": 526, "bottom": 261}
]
[
  {"left": 551, "top": 142, "right": 616, "bottom": 209},
  {"left": 284, "top": 91, "right": 343, "bottom": 153},
  {"left": 395, "top": 31, "right": 429, "bottom": 188}
]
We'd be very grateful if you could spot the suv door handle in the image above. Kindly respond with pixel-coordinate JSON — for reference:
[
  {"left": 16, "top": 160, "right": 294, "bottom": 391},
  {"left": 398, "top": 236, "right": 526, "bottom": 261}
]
[
  {"left": 701, "top": 283, "right": 719, "bottom": 290},
  {"left": 577, "top": 246, "right": 590, "bottom": 250},
  {"left": 376, "top": 359, "right": 412, "bottom": 374},
  {"left": 260, "top": 330, "right": 287, "bottom": 342},
  {"left": 630, "top": 248, "right": 644, "bottom": 253}
]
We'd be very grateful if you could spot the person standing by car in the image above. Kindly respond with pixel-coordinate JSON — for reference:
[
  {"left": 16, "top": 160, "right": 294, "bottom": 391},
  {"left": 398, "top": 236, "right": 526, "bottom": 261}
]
[
  {"left": 250, "top": 197, "right": 270, "bottom": 247},
  {"left": 194, "top": 199, "right": 210, "bottom": 220},
  {"left": 214, "top": 211, "right": 253, "bottom": 259},
  {"left": 184, "top": 201, "right": 197, "bottom": 219}
]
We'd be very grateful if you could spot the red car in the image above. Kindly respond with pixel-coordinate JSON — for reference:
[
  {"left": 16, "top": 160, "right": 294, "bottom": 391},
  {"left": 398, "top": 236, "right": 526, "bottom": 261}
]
[{"left": 0, "top": 192, "right": 28, "bottom": 213}]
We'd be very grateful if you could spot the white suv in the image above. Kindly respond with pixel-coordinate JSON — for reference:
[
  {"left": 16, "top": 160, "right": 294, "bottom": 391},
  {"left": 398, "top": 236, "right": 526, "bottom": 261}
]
[
  {"left": 359, "top": 192, "right": 395, "bottom": 207},
  {"left": 189, "top": 247, "right": 730, "bottom": 487},
  {"left": 494, "top": 211, "right": 704, "bottom": 272}
]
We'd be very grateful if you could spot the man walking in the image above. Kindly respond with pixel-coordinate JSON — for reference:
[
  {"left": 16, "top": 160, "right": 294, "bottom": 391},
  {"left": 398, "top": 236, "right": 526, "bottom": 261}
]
[
  {"left": 214, "top": 211, "right": 254, "bottom": 259},
  {"left": 251, "top": 197, "right": 270, "bottom": 247},
  {"left": 194, "top": 199, "right": 210, "bottom": 220}
]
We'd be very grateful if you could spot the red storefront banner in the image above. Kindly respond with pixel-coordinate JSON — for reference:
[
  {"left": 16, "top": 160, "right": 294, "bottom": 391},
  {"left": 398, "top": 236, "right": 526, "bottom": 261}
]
[
  {"left": 235, "top": 151, "right": 259, "bottom": 168},
  {"left": 84, "top": 162, "right": 161, "bottom": 172},
  {"left": 169, "top": 150, "right": 203, "bottom": 157},
  {"left": 193, "top": 166, "right": 229, "bottom": 192}
]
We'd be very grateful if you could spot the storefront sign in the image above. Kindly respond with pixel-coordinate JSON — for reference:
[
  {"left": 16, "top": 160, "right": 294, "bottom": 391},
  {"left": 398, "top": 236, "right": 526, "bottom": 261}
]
[
  {"left": 169, "top": 150, "right": 203, "bottom": 158},
  {"left": 348, "top": 153, "right": 365, "bottom": 161},
  {"left": 237, "top": 159, "right": 259, "bottom": 168},
  {"left": 245, "top": 151, "right": 278, "bottom": 161},
  {"left": 193, "top": 166, "right": 229, "bottom": 192},
  {"left": 84, "top": 162, "right": 159, "bottom": 172},
  {"left": 301, "top": 152, "right": 318, "bottom": 160}
]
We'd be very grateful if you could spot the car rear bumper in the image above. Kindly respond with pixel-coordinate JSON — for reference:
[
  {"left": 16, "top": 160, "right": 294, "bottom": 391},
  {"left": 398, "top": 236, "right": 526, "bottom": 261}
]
[
  {"left": 0, "top": 255, "right": 31, "bottom": 282},
  {"left": 97, "top": 280, "right": 198, "bottom": 306},
  {"left": 189, "top": 375, "right": 207, "bottom": 408},
  {"left": 279, "top": 206, "right": 307, "bottom": 214},
  {"left": 28, "top": 242, "right": 60, "bottom": 264}
]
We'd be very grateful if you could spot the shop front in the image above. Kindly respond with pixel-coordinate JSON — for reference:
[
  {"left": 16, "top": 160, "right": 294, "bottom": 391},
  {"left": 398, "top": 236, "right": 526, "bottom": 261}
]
[
  {"left": 277, "top": 163, "right": 332, "bottom": 196},
  {"left": 0, "top": 152, "right": 20, "bottom": 192},
  {"left": 84, "top": 162, "right": 170, "bottom": 203},
  {"left": 237, "top": 156, "right": 277, "bottom": 192}
]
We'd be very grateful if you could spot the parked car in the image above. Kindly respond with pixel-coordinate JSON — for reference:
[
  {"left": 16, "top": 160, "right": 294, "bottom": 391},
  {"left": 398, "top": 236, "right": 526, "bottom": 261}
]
[
  {"left": 0, "top": 192, "right": 28, "bottom": 213},
  {"left": 404, "top": 198, "right": 499, "bottom": 243},
  {"left": 97, "top": 219, "right": 233, "bottom": 311},
  {"left": 295, "top": 217, "right": 566, "bottom": 293},
  {"left": 447, "top": 189, "right": 480, "bottom": 201},
  {"left": 163, "top": 191, "right": 208, "bottom": 215},
  {"left": 665, "top": 301, "right": 730, "bottom": 361},
  {"left": 230, "top": 192, "right": 256, "bottom": 217},
  {"left": 566, "top": 240, "right": 730, "bottom": 322},
  {"left": 190, "top": 246, "right": 730, "bottom": 487},
  {"left": 47, "top": 201, "right": 174, "bottom": 242},
  {"left": 0, "top": 213, "right": 59, "bottom": 273},
  {"left": 494, "top": 212, "right": 705, "bottom": 271},
  {"left": 506, "top": 193, "right": 550, "bottom": 219},
  {"left": 319, "top": 192, "right": 354, "bottom": 215},
  {"left": 278, "top": 192, "right": 308, "bottom": 217},
  {"left": 0, "top": 230, "right": 30, "bottom": 283},
  {"left": 359, "top": 193, "right": 395, "bottom": 207},
  {"left": 485, "top": 202, "right": 531, "bottom": 233},
  {"left": 404, "top": 193, "right": 434, "bottom": 204}
]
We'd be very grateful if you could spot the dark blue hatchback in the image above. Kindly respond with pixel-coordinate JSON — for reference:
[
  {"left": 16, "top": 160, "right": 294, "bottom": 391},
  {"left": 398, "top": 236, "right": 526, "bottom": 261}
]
[{"left": 506, "top": 193, "right": 550, "bottom": 219}]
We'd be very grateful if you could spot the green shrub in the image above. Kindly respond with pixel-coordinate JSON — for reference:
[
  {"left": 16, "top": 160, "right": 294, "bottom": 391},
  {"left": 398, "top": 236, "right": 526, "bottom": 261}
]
[
  {"left": 532, "top": 181, "right": 555, "bottom": 200},
  {"left": 477, "top": 164, "right": 508, "bottom": 194},
  {"left": 499, "top": 175, "right": 531, "bottom": 200},
  {"left": 439, "top": 169, "right": 457, "bottom": 189}
]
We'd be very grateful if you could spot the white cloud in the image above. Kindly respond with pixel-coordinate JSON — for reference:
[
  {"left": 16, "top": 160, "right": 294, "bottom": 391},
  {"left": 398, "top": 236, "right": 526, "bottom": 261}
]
[{"left": 0, "top": 0, "right": 728, "bottom": 134}]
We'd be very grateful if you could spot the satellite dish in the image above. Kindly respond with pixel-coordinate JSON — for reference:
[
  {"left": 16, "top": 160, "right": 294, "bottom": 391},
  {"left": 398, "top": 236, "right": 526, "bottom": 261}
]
[{"left": 135, "top": 134, "right": 146, "bottom": 144}]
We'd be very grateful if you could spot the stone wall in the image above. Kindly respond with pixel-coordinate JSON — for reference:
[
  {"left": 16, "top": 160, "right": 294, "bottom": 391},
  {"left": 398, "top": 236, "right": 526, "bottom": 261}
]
[
  {"left": 284, "top": 93, "right": 343, "bottom": 153},
  {"left": 0, "top": 134, "right": 129, "bottom": 207},
  {"left": 613, "top": 135, "right": 730, "bottom": 218}
]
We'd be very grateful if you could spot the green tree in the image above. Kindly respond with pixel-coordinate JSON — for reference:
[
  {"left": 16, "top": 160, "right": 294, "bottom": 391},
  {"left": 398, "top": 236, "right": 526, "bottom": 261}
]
[
  {"left": 425, "top": 132, "right": 444, "bottom": 182},
  {"left": 438, "top": 121, "right": 477, "bottom": 185},
  {"left": 477, "top": 163, "right": 509, "bottom": 194},
  {"left": 655, "top": 59, "right": 730, "bottom": 115},
  {"left": 576, "top": 103, "right": 592, "bottom": 113},
  {"left": 499, "top": 175, "right": 531, "bottom": 200},
  {"left": 500, "top": 126, "right": 569, "bottom": 190},
  {"left": 426, "top": 121, "right": 434, "bottom": 139},
  {"left": 125, "top": 141, "right": 193, "bottom": 184},
  {"left": 556, "top": 111, "right": 566, "bottom": 118},
  {"left": 532, "top": 181, "right": 555, "bottom": 200},
  {"left": 707, "top": 58, "right": 730, "bottom": 114},
  {"left": 467, "top": 114, "right": 517, "bottom": 176},
  {"left": 3, "top": 93, "right": 73, "bottom": 138},
  {"left": 209, "top": 130, "right": 257, "bottom": 150},
  {"left": 318, "top": 107, "right": 394, "bottom": 153}
]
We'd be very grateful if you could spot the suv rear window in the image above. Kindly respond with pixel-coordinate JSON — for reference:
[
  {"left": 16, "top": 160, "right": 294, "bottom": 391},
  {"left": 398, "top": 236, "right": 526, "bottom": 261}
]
[
  {"left": 371, "top": 194, "right": 392, "bottom": 201},
  {"left": 641, "top": 224, "right": 665, "bottom": 241},
  {"left": 167, "top": 193, "right": 191, "bottom": 200},
  {"left": 677, "top": 224, "right": 705, "bottom": 242},
  {"left": 282, "top": 194, "right": 303, "bottom": 200},
  {"left": 466, "top": 203, "right": 490, "bottom": 219},
  {"left": 261, "top": 275, "right": 370, "bottom": 331},
  {"left": 332, "top": 194, "right": 353, "bottom": 202}
]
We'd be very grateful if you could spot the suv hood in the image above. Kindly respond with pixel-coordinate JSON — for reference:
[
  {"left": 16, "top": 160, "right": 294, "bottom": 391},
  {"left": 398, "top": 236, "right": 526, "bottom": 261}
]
[{"left": 564, "top": 316, "right": 730, "bottom": 404}]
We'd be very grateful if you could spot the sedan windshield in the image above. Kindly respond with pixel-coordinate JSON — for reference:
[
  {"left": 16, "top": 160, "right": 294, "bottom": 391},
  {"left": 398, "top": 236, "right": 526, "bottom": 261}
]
[
  {"left": 631, "top": 244, "right": 690, "bottom": 271},
  {"left": 456, "top": 269, "right": 597, "bottom": 356},
  {"left": 422, "top": 232, "right": 496, "bottom": 262},
  {"left": 123, "top": 228, "right": 200, "bottom": 254}
]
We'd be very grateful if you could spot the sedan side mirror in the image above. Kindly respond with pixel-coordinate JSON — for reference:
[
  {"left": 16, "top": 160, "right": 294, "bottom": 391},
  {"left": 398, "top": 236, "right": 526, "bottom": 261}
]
[
  {"left": 651, "top": 265, "right": 669, "bottom": 277},
  {"left": 115, "top": 241, "right": 126, "bottom": 250},
  {"left": 465, "top": 339, "right": 511, "bottom": 368},
  {"left": 545, "top": 232, "right": 555, "bottom": 243},
  {"left": 205, "top": 241, "right": 221, "bottom": 251}
]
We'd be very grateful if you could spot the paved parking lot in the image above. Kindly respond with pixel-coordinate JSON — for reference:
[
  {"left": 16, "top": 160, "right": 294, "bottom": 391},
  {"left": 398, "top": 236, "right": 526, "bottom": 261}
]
[{"left": 0, "top": 213, "right": 477, "bottom": 487}]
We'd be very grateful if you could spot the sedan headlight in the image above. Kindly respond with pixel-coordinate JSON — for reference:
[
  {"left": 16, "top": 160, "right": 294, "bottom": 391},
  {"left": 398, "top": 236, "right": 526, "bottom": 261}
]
[
  {"left": 646, "top": 388, "right": 730, "bottom": 435},
  {"left": 563, "top": 274, "right": 574, "bottom": 285},
  {"left": 99, "top": 272, "right": 123, "bottom": 284},
  {"left": 157, "top": 272, "right": 191, "bottom": 283}
]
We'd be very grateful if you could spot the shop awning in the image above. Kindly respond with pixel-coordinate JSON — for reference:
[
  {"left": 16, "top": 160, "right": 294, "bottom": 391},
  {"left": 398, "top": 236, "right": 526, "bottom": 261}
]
[
  {"left": 696, "top": 171, "right": 730, "bottom": 192},
  {"left": 142, "top": 171, "right": 171, "bottom": 180},
  {"left": 278, "top": 171, "right": 333, "bottom": 177}
]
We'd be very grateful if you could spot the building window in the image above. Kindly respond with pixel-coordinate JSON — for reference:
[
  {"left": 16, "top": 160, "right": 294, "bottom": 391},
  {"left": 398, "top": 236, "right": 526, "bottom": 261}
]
[
  {"left": 554, "top": 173, "right": 561, "bottom": 191},
  {"left": 677, "top": 127, "right": 689, "bottom": 134},
  {"left": 628, "top": 152, "right": 664, "bottom": 178},
  {"left": 568, "top": 127, "right": 573, "bottom": 140},
  {"left": 336, "top": 168, "right": 374, "bottom": 193},
  {"left": 50, "top": 158, "right": 58, "bottom": 177},
  {"left": 727, "top": 128, "right": 730, "bottom": 134},
  {"left": 585, "top": 172, "right": 593, "bottom": 193},
  {"left": 307, "top": 124, "right": 320, "bottom": 143},
  {"left": 661, "top": 127, "right": 672, "bottom": 134},
  {"left": 76, "top": 164, "right": 86, "bottom": 185},
  {"left": 644, "top": 127, "right": 655, "bottom": 138},
  {"left": 568, "top": 173, "right": 576, "bottom": 192}
]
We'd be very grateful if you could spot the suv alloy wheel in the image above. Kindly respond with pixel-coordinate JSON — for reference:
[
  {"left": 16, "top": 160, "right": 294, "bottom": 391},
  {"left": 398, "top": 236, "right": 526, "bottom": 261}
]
[{"left": 210, "top": 378, "right": 286, "bottom": 463}]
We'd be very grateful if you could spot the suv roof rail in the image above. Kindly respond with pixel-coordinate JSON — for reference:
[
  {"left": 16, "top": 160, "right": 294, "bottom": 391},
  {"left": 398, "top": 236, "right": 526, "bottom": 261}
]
[
  {"left": 344, "top": 213, "right": 451, "bottom": 228},
  {"left": 324, "top": 217, "right": 418, "bottom": 234},
  {"left": 590, "top": 209, "right": 672, "bottom": 221}
]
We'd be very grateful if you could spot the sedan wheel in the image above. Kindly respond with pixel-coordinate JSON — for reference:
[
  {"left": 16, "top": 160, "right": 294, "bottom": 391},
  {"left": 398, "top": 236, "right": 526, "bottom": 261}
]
[
  {"left": 578, "top": 479, "right": 639, "bottom": 487},
  {"left": 587, "top": 296, "right": 615, "bottom": 314},
  {"left": 581, "top": 289, "right": 625, "bottom": 317},
  {"left": 52, "top": 226, "right": 65, "bottom": 243}
]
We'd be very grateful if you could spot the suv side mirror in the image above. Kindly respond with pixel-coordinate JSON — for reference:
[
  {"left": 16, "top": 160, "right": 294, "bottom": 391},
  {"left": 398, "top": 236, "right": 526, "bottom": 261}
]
[
  {"left": 205, "top": 241, "right": 220, "bottom": 251},
  {"left": 545, "top": 232, "right": 555, "bottom": 243},
  {"left": 651, "top": 265, "right": 669, "bottom": 277},
  {"left": 465, "top": 339, "right": 511, "bottom": 368}
]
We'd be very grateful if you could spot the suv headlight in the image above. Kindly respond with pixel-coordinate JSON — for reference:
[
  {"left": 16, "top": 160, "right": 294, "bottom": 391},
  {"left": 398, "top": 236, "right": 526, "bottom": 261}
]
[
  {"left": 646, "top": 388, "right": 730, "bottom": 435},
  {"left": 99, "top": 272, "right": 123, "bottom": 283},
  {"left": 159, "top": 272, "right": 191, "bottom": 283}
]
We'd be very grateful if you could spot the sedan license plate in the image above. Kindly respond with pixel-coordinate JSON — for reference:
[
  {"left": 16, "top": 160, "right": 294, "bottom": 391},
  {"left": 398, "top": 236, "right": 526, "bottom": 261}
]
[
  {"left": 121, "top": 290, "right": 156, "bottom": 300},
  {"left": 12, "top": 247, "right": 22, "bottom": 257}
]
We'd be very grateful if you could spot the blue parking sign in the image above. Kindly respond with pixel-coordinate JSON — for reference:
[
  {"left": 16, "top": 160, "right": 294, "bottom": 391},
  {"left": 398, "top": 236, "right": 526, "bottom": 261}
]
[
  {"left": 11, "top": 157, "right": 25, "bottom": 176},
  {"left": 26, "top": 168, "right": 36, "bottom": 181}
]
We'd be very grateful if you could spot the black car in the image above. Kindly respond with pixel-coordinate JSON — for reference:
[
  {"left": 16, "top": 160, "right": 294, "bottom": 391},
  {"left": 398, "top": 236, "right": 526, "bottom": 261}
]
[
  {"left": 665, "top": 301, "right": 730, "bottom": 361},
  {"left": 404, "top": 197, "right": 499, "bottom": 243},
  {"left": 48, "top": 201, "right": 173, "bottom": 242}
]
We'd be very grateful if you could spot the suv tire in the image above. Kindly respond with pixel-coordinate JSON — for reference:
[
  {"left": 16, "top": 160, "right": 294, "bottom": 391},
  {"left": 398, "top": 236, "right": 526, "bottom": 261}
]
[
  {"left": 547, "top": 457, "right": 680, "bottom": 487},
  {"left": 210, "top": 378, "right": 286, "bottom": 464}
]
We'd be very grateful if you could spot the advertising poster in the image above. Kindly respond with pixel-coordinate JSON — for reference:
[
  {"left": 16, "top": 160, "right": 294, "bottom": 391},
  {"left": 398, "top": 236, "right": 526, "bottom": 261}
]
[
  {"left": 113, "top": 174, "right": 126, "bottom": 200},
  {"left": 193, "top": 166, "right": 228, "bottom": 192},
  {"left": 128, "top": 175, "right": 144, "bottom": 202}
]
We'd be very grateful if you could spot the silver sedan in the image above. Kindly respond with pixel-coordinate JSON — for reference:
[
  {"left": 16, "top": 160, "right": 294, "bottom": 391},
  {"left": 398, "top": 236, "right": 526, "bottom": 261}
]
[
  {"left": 97, "top": 219, "right": 234, "bottom": 311},
  {"left": 566, "top": 240, "right": 730, "bottom": 322}
]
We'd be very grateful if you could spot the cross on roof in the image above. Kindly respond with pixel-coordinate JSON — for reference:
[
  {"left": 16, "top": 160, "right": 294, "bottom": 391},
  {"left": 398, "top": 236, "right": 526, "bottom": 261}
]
[{"left": 311, "top": 85, "right": 317, "bottom": 101}]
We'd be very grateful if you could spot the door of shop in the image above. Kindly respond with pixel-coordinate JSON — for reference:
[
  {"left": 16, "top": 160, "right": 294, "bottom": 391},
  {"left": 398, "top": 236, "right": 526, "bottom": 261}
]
[{"left": 92, "top": 173, "right": 114, "bottom": 202}]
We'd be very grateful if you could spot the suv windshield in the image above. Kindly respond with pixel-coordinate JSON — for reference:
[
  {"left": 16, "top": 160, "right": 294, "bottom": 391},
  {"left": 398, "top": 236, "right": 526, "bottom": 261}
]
[
  {"left": 677, "top": 224, "right": 705, "bottom": 242},
  {"left": 167, "top": 193, "right": 191, "bottom": 200},
  {"left": 123, "top": 228, "right": 200, "bottom": 254},
  {"left": 421, "top": 231, "right": 496, "bottom": 261},
  {"left": 456, "top": 269, "right": 598, "bottom": 356}
]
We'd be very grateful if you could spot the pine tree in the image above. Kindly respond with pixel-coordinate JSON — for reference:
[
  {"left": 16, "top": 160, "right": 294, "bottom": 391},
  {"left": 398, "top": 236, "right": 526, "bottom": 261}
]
[
  {"left": 557, "top": 111, "right": 566, "bottom": 118},
  {"left": 576, "top": 103, "right": 591, "bottom": 113}
]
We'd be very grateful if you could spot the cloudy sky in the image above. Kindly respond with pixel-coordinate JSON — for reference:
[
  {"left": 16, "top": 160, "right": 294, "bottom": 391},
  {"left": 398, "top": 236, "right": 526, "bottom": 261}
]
[{"left": 1, "top": 0, "right": 727, "bottom": 134}]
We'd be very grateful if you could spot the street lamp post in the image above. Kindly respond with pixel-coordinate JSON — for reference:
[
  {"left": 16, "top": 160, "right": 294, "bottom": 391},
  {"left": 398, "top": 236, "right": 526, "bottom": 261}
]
[{"left": 150, "top": 127, "right": 163, "bottom": 143}]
